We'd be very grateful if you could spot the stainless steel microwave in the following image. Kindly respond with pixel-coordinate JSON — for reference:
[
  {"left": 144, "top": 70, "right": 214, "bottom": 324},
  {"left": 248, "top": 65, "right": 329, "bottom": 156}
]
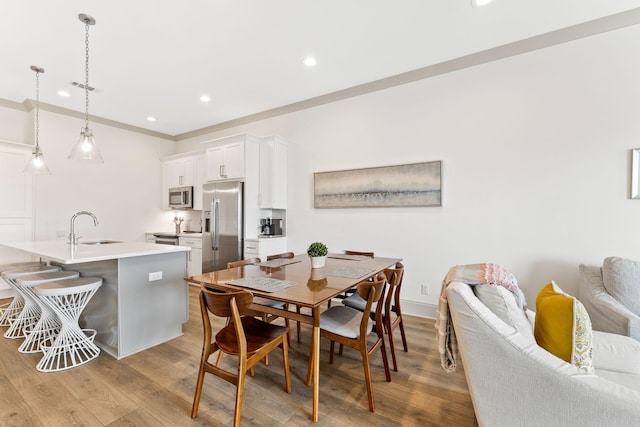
[{"left": 168, "top": 186, "right": 193, "bottom": 209}]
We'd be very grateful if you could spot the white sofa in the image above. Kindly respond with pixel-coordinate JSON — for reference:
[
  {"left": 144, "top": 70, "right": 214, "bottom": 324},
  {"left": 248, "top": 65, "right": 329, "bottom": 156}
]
[
  {"left": 446, "top": 280, "right": 640, "bottom": 427},
  {"left": 579, "top": 263, "right": 640, "bottom": 340}
]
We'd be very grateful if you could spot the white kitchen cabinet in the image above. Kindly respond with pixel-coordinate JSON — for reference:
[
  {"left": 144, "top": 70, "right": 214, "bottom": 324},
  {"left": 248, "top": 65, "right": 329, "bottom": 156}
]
[
  {"left": 0, "top": 142, "right": 35, "bottom": 298},
  {"left": 203, "top": 134, "right": 261, "bottom": 182},
  {"left": 164, "top": 157, "right": 194, "bottom": 187},
  {"left": 259, "top": 136, "right": 288, "bottom": 209},
  {"left": 244, "top": 237, "right": 287, "bottom": 261},
  {"left": 161, "top": 151, "right": 204, "bottom": 209},
  {"left": 205, "top": 142, "right": 244, "bottom": 181},
  {"left": 179, "top": 236, "right": 202, "bottom": 277},
  {"left": 193, "top": 154, "right": 205, "bottom": 210}
]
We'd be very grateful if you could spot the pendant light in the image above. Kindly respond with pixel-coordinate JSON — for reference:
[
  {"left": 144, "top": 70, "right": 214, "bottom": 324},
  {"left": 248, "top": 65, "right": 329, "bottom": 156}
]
[
  {"left": 23, "top": 66, "right": 51, "bottom": 175},
  {"left": 68, "top": 13, "right": 103, "bottom": 163}
]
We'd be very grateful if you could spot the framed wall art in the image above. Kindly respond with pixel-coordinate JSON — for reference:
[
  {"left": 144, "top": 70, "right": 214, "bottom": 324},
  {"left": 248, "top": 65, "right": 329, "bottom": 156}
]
[
  {"left": 632, "top": 148, "right": 640, "bottom": 199},
  {"left": 314, "top": 161, "right": 442, "bottom": 208}
]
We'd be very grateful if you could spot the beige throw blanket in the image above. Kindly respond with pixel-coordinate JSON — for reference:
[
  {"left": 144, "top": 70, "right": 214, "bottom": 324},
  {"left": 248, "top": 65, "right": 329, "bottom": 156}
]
[{"left": 436, "top": 263, "right": 519, "bottom": 372}]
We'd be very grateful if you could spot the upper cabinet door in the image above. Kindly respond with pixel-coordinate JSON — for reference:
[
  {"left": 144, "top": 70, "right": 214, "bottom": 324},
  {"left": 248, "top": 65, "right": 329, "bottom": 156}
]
[
  {"left": 259, "top": 136, "right": 288, "bottom": 209},
  {"left": 222, "top": 142, "right": 244, "bottom": 180},
  {"left": 205, "top": 142, "right": 244, "bottom": 181}
]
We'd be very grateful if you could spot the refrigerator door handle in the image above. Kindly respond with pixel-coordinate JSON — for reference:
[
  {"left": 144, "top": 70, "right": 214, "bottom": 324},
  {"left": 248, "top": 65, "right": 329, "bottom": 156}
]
[{"left": 212, "top": 198, "right": 220, "bottom": 250}]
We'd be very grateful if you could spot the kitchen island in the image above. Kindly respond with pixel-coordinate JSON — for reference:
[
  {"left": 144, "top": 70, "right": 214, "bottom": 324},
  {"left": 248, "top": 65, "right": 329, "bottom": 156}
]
[{"left": 2, "top": 239, "right": 190, "bottom": 359}]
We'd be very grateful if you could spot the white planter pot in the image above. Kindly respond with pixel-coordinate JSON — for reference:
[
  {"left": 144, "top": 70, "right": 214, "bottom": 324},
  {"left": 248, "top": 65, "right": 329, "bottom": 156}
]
[{"left": 310, "top": 256, "right": 327, "bottom": 269}]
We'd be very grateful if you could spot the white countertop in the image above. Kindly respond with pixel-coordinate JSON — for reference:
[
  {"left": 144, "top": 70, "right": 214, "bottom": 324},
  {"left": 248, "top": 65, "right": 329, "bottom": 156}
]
[{"left": 2, "top": 240, "right": 190, "bottom": 265}]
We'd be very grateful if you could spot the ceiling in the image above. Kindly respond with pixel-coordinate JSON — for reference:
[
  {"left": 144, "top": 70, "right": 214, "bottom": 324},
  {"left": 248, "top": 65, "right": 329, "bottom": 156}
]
[{"left": 3, "top": 1, "right": 640, "bottom": 139}]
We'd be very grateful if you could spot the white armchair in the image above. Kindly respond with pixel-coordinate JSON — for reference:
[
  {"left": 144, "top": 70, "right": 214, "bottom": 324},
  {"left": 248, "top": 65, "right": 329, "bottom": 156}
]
[{"left": 578, "top": 264, "right": 640, "bottom": 341}]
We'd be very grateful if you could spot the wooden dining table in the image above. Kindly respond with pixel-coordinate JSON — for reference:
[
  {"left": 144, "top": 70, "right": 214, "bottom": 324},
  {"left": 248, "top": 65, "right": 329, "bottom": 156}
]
[{"left": 186, "top": 253, "right": 401, "bottom": 422}]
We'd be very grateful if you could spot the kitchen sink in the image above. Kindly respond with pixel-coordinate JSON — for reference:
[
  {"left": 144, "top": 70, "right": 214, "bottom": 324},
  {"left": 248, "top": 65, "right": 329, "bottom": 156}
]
[{"left": 80, "top": 240, "right": 122, "bottom": 245}]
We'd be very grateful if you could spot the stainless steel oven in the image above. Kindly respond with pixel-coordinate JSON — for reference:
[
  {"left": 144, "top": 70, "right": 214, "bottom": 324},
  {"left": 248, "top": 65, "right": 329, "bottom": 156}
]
[{"left": 153, "top": 233, "right": 179, "bottom": 245}]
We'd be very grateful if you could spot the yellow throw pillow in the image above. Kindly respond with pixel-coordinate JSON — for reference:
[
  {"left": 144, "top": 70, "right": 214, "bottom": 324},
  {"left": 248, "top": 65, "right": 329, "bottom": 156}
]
[{"left": 534, "top": 281, "right": 593, "bottom": 373}]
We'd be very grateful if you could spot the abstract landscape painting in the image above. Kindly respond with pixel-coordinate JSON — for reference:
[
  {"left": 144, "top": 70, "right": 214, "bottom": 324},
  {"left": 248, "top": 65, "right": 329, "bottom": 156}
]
[{"left": 314, "top": 161, "right": 441, "bottom": 208}]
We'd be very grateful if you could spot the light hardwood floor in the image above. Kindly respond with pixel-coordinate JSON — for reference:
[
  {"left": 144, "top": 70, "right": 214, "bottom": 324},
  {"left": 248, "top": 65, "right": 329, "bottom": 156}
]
[{"left": 0, "top": 287, "right": 476, "bottom": 426}]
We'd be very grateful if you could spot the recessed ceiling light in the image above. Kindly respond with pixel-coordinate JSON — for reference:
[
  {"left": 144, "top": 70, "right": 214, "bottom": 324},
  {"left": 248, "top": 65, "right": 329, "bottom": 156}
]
[
  {"left": 471, "top": 0, "right": 493, "bottom": 7},
  {"left": 146, "top": 116, "right": 156, "bottom": 122},
  {"left": 57, "top": 90, "right": 70, "bottom": 97},
  {"left": 303, "top": 56, "right": 317, "bottom": 67},
  {"left": 200, "top": 95, "right": 210, "bottom": 103}
]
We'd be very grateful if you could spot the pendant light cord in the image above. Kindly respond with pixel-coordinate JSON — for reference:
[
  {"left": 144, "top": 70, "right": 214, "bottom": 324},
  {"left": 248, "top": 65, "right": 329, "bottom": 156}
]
[
  {"left": 35, "top": 69, "right": 40, "bottom": 150},
  {"left": 84, "top": 19, "right": 90, "bottom": 130}
]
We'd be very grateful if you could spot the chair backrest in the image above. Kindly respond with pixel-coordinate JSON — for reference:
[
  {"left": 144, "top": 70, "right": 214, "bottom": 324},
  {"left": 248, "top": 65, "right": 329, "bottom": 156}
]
[
  {"left": 355, "top": 272, "right": 387, "bottom": 338},
  {"left": 201, "top": 287, "right": 254, "bottom": 318},
  {"left": 227, "top": 257, "right": 261, "bottom": 269},
  {"left": 383, "top": 262, "right": 404, "bottom": 315},
  {"left": 345, "top": 250, "right": 375, "bottom": 258},
  {"left": 266, "top": 252, "right": 295, "bottom": 261}
]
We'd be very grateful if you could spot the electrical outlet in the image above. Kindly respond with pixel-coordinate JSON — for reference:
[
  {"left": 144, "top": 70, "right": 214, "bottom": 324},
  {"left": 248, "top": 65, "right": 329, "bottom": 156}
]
[
  {"left": 149, "top": 271, "right": 163, "bottom": 281},
  {"left": 421, "top": 283, "right": 430, "bottom": 295}
]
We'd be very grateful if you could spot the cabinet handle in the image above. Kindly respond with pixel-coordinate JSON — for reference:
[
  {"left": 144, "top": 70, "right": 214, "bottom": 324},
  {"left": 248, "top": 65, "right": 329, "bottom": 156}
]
[{"left": 246, "top": 245, "right": 257, "bottom": 250}]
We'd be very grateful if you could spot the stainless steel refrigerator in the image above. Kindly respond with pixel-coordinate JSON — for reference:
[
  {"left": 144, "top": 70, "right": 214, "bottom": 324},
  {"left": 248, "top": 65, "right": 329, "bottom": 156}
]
[{"left": 202, "top": 181, "right": 244, "bottom": 273}]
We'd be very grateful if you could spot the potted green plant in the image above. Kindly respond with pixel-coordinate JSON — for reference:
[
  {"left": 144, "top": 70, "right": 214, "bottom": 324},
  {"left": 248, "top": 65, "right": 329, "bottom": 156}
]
[{"left": 307, "top": 242, "right": 328, "bottom": 269}]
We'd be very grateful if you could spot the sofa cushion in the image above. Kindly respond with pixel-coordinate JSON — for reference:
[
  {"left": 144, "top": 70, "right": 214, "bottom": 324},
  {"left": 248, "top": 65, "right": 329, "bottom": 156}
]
[
  {"left": 602, "top": 257, "right": 640, "bottom": 316},
  {"left": 592, "top": 330, "right": 640, "bottom": 375},
  {"left": 534, "top": 281, "right": 594, "bottom": 373},
  {"left": 474, "top": 284, "right": 535, "bottom": 342}
]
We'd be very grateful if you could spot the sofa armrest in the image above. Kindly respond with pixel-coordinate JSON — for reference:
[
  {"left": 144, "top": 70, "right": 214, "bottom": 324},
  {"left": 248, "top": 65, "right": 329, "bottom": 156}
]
[{"left": 578, "top": 264, "right": 640, "bottom": 340}]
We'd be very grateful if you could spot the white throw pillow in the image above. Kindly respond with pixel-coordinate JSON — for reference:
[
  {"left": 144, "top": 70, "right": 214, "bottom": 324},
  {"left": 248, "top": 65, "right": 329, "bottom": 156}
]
[
  {"left": 474, "top": 284, "right": 535, "bottom": 342},
  {"left": 602, "top": 257, "right": 640, "bottom": 316}
]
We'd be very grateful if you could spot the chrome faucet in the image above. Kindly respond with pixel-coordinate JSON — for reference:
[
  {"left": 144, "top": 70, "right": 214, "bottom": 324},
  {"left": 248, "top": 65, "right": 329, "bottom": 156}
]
[{"left": 68, "top": 211, "right": 99, "bottom": 245}]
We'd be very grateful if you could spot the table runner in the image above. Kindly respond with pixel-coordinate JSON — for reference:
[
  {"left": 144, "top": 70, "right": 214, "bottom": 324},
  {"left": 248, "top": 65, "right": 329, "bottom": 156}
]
[
  {"left": 326, "top": 267, "right": 377, "bottom": 279},
  {"left": 226, "top": 277, "right": 297, "bottom": 293}
]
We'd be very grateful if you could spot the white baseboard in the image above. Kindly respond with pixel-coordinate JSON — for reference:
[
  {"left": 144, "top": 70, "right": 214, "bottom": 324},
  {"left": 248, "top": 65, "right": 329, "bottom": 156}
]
[{"left": 400, "top": 299, "right": 438, "bottom": 319}]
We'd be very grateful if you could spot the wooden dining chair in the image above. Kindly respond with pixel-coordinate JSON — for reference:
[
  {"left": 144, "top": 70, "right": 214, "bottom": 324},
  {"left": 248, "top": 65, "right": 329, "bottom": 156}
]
[
  {"left": 191, "top": 287, "right": 291, "bottom": 426},
  {"left": 266, "top": 252, "right": 295, "bottom": 261},
  {"left": 227, "top": 257, "right": 261, "bottom": 269},
  {"left": 311, "top": 272, "right": 391, "bottom": 412},
  {"left": 342, "top": 262, "right": 407, "bottom": 371},
  {"left": 227, "top": 258, "right": 291, "bottom": 353},
  {"left": 328, "top": 250, "right": 376, "bottom": 308}
]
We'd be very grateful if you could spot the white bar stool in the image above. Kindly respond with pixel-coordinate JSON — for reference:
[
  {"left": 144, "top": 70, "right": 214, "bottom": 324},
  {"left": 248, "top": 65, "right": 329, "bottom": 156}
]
[
  {"left": 16, "top": 270, "right": 80, "bottom": 353},
  {"left": 35, "top": 277, "right": 103, "bottom": 372},
  {"left": 0, "top": 261, "right": 46, "bottom": 326},
  {"left": 2, "top": 265, "right": 61, "bottom": 339}
]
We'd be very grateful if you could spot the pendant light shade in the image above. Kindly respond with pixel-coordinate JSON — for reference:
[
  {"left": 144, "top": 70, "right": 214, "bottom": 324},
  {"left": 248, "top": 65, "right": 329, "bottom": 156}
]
[
  {"left": 23, "top": 65, "right": 51, "bottom": 175},
  {"left": 68, "top": 13, "right": 103, "bottom": 163},
  {"left": 69, "top": 127, "right": 103, "bottom": 163}
]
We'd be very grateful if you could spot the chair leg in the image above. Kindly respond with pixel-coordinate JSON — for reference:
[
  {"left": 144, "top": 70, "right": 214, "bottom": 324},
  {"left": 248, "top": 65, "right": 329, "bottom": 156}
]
[
  {"left": 338, "top": 343, "right": 344, "bottom": 356},
  {"left": 361, "top": 349, "right": 375, "bottom": 412},
  {"left": 296, "top": 306, "right": 301, "bottom": 344},
  {"left": 191, "top": 356, "right": 208, "bottom": 418},
  {"left": 399, "top": 317, "right": 408, "bottom": 352},
  {"left": 234, "top": 365, "right": 246, "bottom": 427},
  {"left": 281, "top": 339, "right": 292, "bottom": 393},
  {"left": 260, "top": 314, "right": 270, "bottom": 366},
  {"left": 329, "top": 340, "right": 335, "bottom": 364},
  {"left": 380, "top": 338, "right": 392, "bottom": 382},
  {"left": 387, "top": 319, "right": 398, "bottom": 372}
]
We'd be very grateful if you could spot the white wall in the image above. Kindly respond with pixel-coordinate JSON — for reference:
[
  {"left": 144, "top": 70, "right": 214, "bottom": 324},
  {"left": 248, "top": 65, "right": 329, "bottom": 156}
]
[
  {"left": 177, "top": 24, "right": 640, "bottom": 315},
  {"left": 0, "top": 107, "right": 177, "bottom": 244}
]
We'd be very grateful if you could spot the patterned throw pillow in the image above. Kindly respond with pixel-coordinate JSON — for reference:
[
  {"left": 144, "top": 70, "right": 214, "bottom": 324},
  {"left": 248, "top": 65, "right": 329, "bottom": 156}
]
[{"left": 534, "top": 281, "right": 594, "bottom": 373}]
